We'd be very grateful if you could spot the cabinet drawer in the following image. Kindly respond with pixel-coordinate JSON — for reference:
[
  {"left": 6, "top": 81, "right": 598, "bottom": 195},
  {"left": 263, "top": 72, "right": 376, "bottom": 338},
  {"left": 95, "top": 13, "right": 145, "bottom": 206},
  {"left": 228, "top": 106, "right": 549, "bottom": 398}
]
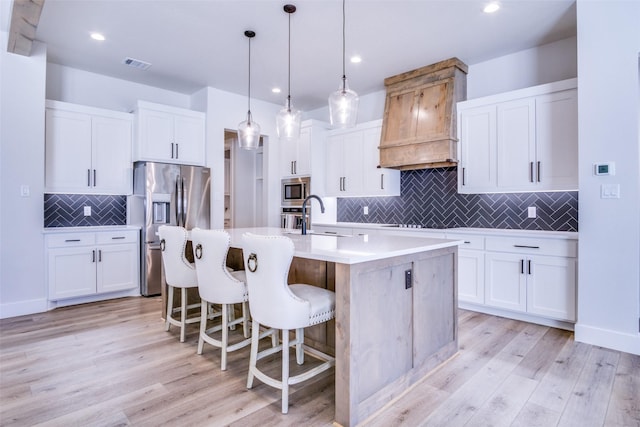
[
  {"left": 47, "top": 233, "right": 95, "bottom": 248},
  {"left": 486, "top": 236, "right": 577, "bottom": 257},
  {"left": 96, "top": 230, "right": 138, "bottom": 245},
  {"left": 446, "top": 233, "right": 484, "bottom": 250}
]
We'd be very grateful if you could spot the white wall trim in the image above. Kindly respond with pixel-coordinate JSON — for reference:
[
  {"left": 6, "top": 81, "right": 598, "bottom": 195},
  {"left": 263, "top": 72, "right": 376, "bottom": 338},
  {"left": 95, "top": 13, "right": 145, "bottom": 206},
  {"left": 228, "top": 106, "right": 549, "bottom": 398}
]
[
  {"left": 0, "top": 299, "right": 48, "bottom": 319},
  {"left": 575, "top": 323, "right": 640, "bottom": 356}
]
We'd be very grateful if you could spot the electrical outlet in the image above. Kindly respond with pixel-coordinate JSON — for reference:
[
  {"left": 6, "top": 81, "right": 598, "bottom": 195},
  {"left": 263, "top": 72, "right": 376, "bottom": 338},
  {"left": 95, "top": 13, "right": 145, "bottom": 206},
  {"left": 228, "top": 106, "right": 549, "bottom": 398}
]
[
  {"left": 527, "top": 206, "right": 536, "bottom": 218},
  {"left": 405, "top": 269, "right": 412, "bottom": 289},
  {"left": 20, "top": 185, "right": 30, "bottom": 197},
  {"left": 363, "top": 206, "right": 369, "bottom": 215},
  {"left": 83, "top": 206, "right": 91, "bottom": 216}
]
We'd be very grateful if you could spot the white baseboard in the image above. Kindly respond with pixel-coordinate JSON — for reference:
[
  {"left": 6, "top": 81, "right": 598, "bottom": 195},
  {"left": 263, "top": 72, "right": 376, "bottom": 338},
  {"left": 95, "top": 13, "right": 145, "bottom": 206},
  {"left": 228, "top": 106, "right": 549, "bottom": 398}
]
[
  {"left": 0, "top": 298, "right": 48, "bottom": 319},
  {"left": 575, "top": 323, "right": 640, "bottom": 356},
  {"left": 458, "top": 302, "right": 575, "bottom": 331}
]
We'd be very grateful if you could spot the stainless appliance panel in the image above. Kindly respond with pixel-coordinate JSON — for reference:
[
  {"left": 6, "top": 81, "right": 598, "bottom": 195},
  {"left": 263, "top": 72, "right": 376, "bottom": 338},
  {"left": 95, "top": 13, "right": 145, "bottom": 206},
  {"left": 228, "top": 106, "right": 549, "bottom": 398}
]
[
  {"left": 281, "top": 176, "right": 310, "bottom": 207},
  {"left": 132, "top": 161, "right": 211, "bottom": 296},
  {"left": 180, "top": 165, "right": 211, "bottom": 230}
]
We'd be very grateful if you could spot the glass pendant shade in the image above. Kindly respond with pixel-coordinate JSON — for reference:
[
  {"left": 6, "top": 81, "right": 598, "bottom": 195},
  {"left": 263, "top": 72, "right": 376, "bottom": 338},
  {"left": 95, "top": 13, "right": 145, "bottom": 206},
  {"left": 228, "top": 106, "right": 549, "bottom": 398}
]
[
  {"left": 238, "top": 30, "right": 260, "bottom": 150},
  {"left": 276, "top": 98, "right": 302, "bottom": 140},
  {"left": 329, "top": 77, "right": 359, "bottom": 128},
  {"left": 238, "top": 111, "right": 261, "bottom": 150}
]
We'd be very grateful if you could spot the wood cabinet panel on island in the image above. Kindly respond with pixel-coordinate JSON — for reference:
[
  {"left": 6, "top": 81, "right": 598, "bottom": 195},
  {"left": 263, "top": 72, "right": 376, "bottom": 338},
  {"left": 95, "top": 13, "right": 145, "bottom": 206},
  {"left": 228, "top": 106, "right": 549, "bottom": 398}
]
[
  {"left": 457, "top": 79, "right": 578, "bottom": 193},
  {"left": 134, "top": 101, "right": 205, "bottom": 166},
  {"left": 46, "top": 229, "right": 140, "bottom": 301},
  {"left": 45, "top": 100, "right": 133, "bottom": 195}
]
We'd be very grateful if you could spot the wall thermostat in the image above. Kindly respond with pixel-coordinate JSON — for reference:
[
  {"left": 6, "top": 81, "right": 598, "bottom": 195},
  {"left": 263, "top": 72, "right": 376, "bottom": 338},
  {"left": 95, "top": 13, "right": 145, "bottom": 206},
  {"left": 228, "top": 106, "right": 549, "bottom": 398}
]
[{"left": 594, "top": 162, "right": 615, "bottom": 176}]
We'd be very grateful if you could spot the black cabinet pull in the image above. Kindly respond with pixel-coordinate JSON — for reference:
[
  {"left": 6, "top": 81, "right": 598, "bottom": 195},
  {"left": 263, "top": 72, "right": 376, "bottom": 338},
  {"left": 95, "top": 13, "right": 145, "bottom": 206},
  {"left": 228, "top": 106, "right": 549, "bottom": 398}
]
[
  {"left": 520, "top": 259, "right": 524, "bottom": 274},
  {"left": 92, "top": 250, "right": 96, "bottom": 263},
  {"left": 529, "top": 162, "right": 534, "bottom": 183},
  {"left": 462, "top": 167, "right": 466, "bottom": 186},
  {"left": 380, "top": 173, "right": 384, "bottom": 190},
  {"left": 65, "top": 239, "right": 81, "bottom": 242},
  {"left": 98, "top": 250, "right": 102, "bottom": 262},
  {"left": 171, "top": 143, "right": 174, "bottom": 159},
  {"left": 537, "top": 161, "right": 541, "bottom": 182},
  {"left": 514, "top": 245, "right": 540, "bottom": 249},
  {"left": 111, "top": 236, "right": 126, "bottom": 240},
  {"left": 93, "top": 169, "right": 96, "bottom": 187},
  {"left": 176, "top": 143, "right": 179, "bottom": 159},
  {"left": 528, "top": 260, "right": 532, "bottom": 275},
  {"left": 87, "top": 169, "right": 91, "bottom": 187}
]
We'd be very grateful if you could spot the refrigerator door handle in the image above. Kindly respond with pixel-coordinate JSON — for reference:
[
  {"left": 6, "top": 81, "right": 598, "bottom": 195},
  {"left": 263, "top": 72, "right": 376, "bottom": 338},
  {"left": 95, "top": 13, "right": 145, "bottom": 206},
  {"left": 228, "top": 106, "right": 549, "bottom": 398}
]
[
  {"left": 175, "top": 177, "right": 181, "bottom": 226},
  {"left": 181, "top": 177, "right": 187, "bottom": 226}
]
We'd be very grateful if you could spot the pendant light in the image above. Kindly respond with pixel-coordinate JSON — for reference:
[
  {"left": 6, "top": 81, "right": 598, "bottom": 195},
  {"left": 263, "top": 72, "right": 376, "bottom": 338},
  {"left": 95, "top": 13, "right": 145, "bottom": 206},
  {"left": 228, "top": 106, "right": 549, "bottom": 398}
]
[
  {"left": 276, "top": 4, "right": 302, "bottom": 140},
  {"left": 328, "top": 0, "right": 358, "bottom": 128},
  {"left": 238, "top": 30, "right": 261, "bottom": 150}
]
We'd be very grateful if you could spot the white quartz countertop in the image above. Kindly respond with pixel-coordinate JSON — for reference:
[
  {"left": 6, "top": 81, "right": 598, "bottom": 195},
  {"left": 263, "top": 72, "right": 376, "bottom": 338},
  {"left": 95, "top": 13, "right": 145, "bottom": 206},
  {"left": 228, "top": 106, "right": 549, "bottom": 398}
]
[
  {"left": 42, "top": 225, "right": 141, "bottom": 234},
  {"left": 226, "top": 227, "right": 462, "bottom": 265},
  {"left": 313, "top": 222, "right": 578, "bottom": 239}
]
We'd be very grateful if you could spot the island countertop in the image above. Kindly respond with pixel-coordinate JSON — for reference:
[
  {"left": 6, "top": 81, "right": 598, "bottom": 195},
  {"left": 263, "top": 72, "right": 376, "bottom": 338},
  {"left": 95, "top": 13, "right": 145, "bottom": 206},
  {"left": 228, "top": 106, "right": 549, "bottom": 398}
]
[{"left": 224, "top": 227, "right": 462, "bottom": 265}]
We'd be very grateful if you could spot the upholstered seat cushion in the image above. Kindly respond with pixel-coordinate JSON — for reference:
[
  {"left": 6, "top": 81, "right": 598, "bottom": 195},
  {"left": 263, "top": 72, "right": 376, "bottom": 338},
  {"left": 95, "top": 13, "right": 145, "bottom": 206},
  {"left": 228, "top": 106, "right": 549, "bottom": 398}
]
[{"left": 289, "top": 284, "right": 336, "bottom": 326}]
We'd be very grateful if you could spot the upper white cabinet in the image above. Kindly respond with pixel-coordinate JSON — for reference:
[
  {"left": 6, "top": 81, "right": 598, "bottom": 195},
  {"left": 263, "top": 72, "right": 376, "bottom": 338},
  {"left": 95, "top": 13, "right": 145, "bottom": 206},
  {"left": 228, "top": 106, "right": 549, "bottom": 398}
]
[
  {"left": 325, "top": 121, "right": 400, "bottom": 197},
  {"left": 134, "top": 101, "right": 205, "bottom": 166},
  {"left": 280, "top": 125, "right": 311, "bottom": 177},
  {"left": 457, "top": 79, "right": 578, "bottom": 193},
  {"left": 45, "top": 100, "right": 133, "bottom": 195}
]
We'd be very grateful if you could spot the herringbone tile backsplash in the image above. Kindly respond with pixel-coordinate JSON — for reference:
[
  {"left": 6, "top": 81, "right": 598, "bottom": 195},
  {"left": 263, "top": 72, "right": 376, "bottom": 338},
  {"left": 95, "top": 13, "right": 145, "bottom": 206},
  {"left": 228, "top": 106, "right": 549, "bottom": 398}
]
[
  {"left": 337, "top": 168, "right": 578, "bottom": 231},
  {"left": 44, "top": 194, "right": 127, "bottom": 227}
]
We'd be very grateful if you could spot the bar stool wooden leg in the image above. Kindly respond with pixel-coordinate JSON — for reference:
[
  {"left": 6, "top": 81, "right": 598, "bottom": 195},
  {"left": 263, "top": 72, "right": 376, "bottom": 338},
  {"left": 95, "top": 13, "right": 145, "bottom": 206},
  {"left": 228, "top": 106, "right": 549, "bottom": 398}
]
[
  {"left": 282, "top": 329, "right": 290, "bottom": 414},
  {"left": 221, "top": 303, "right": 229, "bottom": 370},
  {"left": 247, "top": 320, "right": 261, "bottom": 389},
  {"left": 197, "top": 300, "right": 207, "bottom": 355},
  {"left": 180, "top": 287, "right": 187, "bottom": 342},
  {"left": 165, "top": 285, "right": 174, "bottom": 332},
  {"left": 295, "top": 328, "right": 304, "bottom": 365}
]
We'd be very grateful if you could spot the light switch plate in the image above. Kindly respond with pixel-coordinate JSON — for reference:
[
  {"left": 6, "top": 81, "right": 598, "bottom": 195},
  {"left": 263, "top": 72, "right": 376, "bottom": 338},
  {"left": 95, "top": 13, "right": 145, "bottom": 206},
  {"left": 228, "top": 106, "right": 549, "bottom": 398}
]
[
  {"left": 601, "top": 184, "right": 620, "bottom": 199},
  {"left": 84, "top": 206, "right": 91, "bottom": 216},
  {"left": 363, "top": 206, "right": 369, "bottom": 215},
  {"left": 527, "top": 207, "right": 537, "bottom": 218},
  {"left": 20, "top": 185, "right": 30, "bottom": 197}
]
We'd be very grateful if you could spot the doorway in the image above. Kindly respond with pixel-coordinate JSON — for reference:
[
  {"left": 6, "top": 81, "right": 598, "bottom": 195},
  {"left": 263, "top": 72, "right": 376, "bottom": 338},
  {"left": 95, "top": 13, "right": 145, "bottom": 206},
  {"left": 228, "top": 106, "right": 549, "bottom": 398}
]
[{"left": 224, "top": 130, "right": 266, "bottom": 228}]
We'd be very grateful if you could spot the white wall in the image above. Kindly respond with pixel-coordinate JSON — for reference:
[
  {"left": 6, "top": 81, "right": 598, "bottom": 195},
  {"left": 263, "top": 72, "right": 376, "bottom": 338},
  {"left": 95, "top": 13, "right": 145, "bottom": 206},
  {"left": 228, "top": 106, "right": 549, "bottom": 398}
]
[
  {"left": 46, "top": 63, "right": 191, "bottom": 112},
  {"left": 191, "top": 87, "right": 282, "bottom": 229},
  {"left": 0, "top": 34, "right": 48, "bottom": 317},
  {"left": 575, "top": 0, "right": 640, "bottom": 355},
  {"left": 306, "top": 37, "right": 577, "bottom": 122}
]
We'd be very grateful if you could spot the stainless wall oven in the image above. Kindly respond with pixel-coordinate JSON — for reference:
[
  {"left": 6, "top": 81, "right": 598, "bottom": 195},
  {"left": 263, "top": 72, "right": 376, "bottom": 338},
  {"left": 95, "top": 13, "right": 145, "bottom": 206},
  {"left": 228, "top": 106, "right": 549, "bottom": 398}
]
[{"left": 281, "top": 176, "right": 310, "bottom": 207}]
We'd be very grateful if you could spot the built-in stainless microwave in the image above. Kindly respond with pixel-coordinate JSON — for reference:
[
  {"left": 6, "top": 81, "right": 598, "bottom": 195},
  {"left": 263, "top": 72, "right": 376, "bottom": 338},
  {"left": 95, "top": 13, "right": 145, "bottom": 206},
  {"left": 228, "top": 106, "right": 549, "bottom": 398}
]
[{"left": 281, "top": 177, "right": 310, "bottom": 207}]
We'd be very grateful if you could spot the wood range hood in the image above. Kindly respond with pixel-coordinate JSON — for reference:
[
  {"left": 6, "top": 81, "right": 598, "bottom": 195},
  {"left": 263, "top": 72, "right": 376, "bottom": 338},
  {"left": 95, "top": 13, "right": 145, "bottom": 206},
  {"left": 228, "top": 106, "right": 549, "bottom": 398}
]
[{"left": 379, "top": 57, "right": 468, "bottom": 170}]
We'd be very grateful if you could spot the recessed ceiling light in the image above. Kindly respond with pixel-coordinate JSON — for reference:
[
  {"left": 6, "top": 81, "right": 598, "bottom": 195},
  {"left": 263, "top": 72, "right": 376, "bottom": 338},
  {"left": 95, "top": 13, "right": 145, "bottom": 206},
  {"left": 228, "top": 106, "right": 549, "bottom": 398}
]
[
  {"left": 90, "top": 32, "right": 105, "bottom": 41},
  {"left": 350, "top": 56, "right": 362, "bottom": 64},
  {"left": 483, "top": 2, "right": 500, "bottom": 13},
  {"left": 272, "top": 87, "right": 281, "bottom": 94}
]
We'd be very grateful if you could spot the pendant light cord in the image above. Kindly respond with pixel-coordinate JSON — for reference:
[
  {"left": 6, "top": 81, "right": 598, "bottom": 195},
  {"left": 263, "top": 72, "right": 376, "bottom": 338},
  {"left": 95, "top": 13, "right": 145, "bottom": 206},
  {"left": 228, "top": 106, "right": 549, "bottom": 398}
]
[
  {"left": 287, "top": 10, "right": 292, "bottom": 112},
  {"left": 247, "top": 35, "right": 252, "bottom": 116},
  {"left": 342, "top": 0, "right": 346, "bottom": 83}
]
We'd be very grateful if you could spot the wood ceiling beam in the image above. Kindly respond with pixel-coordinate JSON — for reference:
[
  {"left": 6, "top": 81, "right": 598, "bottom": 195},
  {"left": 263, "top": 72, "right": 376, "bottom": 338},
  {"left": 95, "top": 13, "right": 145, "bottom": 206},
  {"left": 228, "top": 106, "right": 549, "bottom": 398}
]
[{"left": 7, "top": 0, "right": 45, "bottom": 56}]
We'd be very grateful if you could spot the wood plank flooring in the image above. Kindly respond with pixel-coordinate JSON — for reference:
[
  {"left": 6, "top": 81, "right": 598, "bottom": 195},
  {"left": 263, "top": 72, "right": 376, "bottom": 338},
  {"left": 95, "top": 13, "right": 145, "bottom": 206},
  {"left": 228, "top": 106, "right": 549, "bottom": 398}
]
[{"left": 1, "top": 297, "right": 638, "bottom": 426}]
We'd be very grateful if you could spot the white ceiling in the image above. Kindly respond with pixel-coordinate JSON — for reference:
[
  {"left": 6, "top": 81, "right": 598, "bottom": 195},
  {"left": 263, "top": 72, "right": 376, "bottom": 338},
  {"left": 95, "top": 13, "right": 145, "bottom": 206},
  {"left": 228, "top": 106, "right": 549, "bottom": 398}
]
[{"left": 31, "top": 0, "right": 576, "bottom": 112}]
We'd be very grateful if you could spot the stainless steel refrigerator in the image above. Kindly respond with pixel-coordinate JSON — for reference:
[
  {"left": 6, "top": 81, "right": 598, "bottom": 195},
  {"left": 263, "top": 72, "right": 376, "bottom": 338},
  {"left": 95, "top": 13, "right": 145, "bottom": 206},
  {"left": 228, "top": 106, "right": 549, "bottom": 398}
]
[{"left": 129, "top": 162, "right": 211, "bottom": 296}]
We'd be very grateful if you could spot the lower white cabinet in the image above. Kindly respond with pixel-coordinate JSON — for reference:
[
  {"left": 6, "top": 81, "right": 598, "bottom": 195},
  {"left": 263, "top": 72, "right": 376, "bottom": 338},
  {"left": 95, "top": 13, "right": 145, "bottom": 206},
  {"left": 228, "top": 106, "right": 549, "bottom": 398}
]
[
  {"left": 483, "top": 235, "right": 577, "bottom": 322},
  {"left": 46, "top": 229, "right": 139, "bottom": 300},
  {"left": 454, "top": 234, "right": 485, "bottom": 305}
]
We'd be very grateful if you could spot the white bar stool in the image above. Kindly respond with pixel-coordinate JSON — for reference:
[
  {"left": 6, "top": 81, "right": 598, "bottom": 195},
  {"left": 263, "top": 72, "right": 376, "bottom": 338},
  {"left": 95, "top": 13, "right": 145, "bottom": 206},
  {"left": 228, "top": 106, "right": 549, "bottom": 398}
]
[
  {"left": 191, "top": 228, "right": 253, "bottom": 370},
  {"left": 241, "top": 233, "right": 336, "bottom": 414},
  {"left": 158, "top": 225, "right": 202, "bottom": 343}
]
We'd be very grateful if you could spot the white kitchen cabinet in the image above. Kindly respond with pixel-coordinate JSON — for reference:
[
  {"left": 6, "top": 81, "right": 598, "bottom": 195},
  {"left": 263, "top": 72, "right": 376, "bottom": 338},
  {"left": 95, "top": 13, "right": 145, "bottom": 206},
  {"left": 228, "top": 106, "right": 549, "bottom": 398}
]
[
  {"left": 46, "top": 229, "right": 139, "bottom": 300},
  {"left": 326, "top": 121, "right": 400, "bottom": 197},
  {"left": 362, "top": 126, "right": 401, "bottom": 196},
  {"left": 135, "top": 101, "right": 205, "bottom": 166},
  {"left": 280, "top": 125, "right": 311, "bottom": 177},
  {"left": 457, "top": 79, "right": 578, "bottom": 193},
  {"left": 45, "top": 100, "right": 133, "bottom": 195},
  {"left": 450, "top": 233, "right": 485, "bottom": 305},
  {"left": 484, "top": 235, "right": 577, "bottom": 322},
  {"left": 458, "top": 105, "right": 496, "bottom": 192}
]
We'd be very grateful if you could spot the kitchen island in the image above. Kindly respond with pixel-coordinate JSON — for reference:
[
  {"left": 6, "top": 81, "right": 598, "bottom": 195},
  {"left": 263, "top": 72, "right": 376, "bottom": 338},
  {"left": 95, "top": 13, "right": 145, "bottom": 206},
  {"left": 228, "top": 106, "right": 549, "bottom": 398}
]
[{"left": 225, "top": 227, "right": 462, "bottom": 427}]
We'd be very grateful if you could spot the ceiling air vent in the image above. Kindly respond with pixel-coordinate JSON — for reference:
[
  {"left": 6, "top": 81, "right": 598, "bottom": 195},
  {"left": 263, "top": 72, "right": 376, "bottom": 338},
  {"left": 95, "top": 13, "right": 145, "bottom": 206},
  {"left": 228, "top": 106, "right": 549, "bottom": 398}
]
[{"left": 123, "top": 57, "right": 152, "bottom": 71}]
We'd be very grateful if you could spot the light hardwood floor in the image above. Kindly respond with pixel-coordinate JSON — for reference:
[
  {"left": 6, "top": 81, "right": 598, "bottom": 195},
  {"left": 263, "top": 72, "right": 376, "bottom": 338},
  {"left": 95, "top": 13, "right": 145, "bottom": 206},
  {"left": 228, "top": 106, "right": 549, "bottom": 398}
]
[{"left": 1, "top": 297, "right": 638, "bottom": 426}]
